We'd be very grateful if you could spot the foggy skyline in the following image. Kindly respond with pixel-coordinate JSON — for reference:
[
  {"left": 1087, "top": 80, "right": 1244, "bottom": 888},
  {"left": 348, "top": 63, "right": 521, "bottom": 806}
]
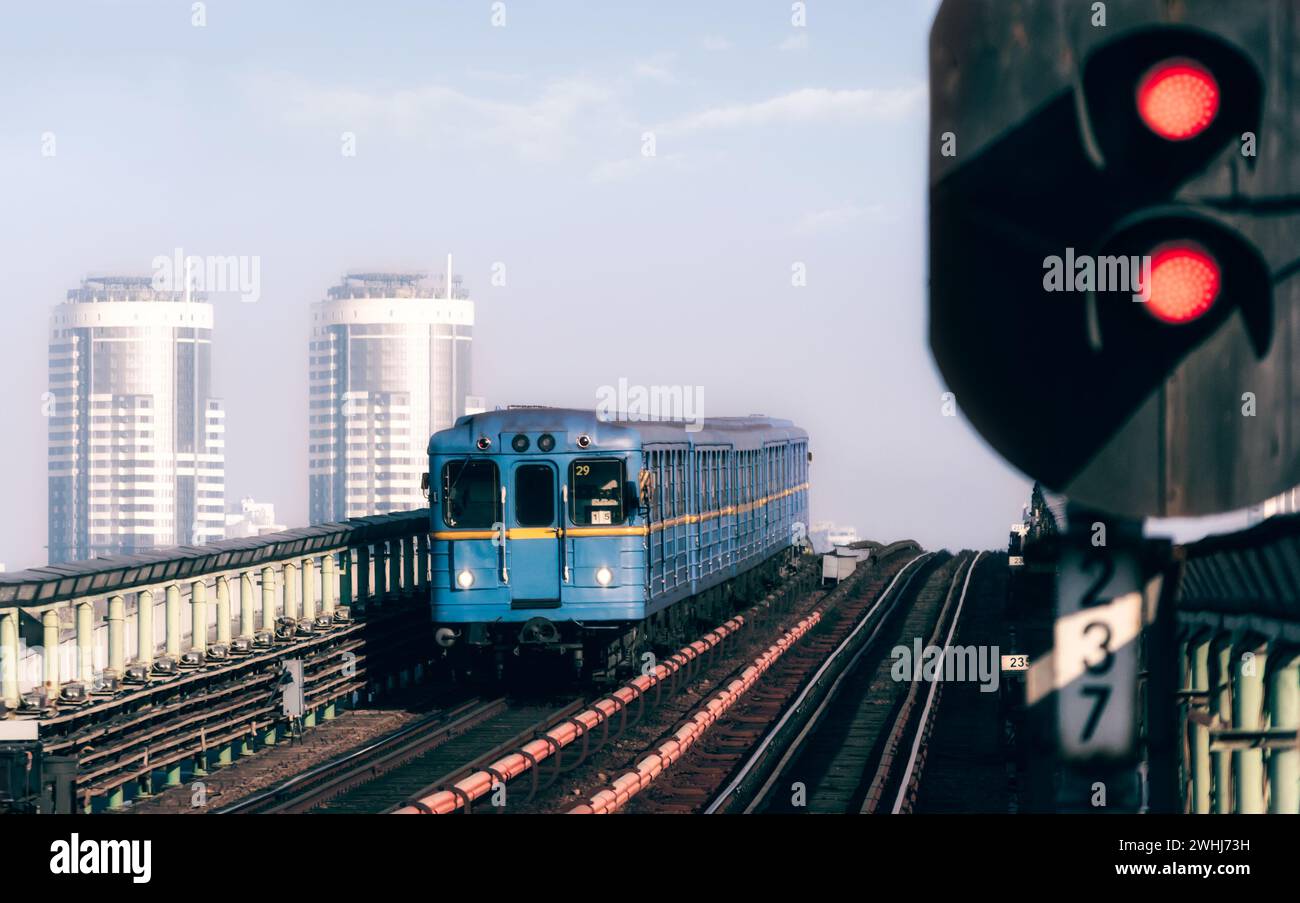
[{"left": 0, "top": 0, "right": 1036, "bottom": 570}]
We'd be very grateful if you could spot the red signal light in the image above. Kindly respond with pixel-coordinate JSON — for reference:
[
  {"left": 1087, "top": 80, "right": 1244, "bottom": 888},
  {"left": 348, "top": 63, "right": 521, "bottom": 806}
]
[
  {"left": 1136, "top": 58, "right": 1220, "bottom": 140},
  {"left": 1144, "top": 242, "right": 1220, "bottom": 324}
]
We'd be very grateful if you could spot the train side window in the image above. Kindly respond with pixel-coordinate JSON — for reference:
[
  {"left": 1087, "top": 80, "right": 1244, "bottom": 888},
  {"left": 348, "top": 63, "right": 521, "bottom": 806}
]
[
  {"left": 570, "top": 458, "right": 626, "bottom": 526},
  {"left": 442, "top": 459, "right": 500, "bottom": 528}
]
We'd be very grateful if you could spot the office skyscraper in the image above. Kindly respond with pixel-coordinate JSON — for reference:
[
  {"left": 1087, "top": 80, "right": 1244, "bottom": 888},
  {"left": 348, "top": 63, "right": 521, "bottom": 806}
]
[
  {"left": 308, "top": 268, "right": 475, "bottom": 523},
  {"left": 48, "top": 276, "right": 226, "bottom": 563}
]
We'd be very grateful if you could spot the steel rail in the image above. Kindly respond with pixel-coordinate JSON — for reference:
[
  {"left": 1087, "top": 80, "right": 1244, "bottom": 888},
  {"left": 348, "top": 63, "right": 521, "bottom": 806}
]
[
  {"left": 214, "top": 696, "right": 503, "bottom": 814},
  {"left": 703, "top": 551, "right": 934, "bottom": 814},
  {"left": 887, "top": 550, "right": 985, "bottom": 814}
]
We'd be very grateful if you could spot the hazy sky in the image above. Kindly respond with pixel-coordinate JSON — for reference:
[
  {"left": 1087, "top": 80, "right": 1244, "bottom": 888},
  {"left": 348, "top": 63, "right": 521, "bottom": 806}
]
[{"left": 0, "top": 0, "right": 1036, "bottom": 569}]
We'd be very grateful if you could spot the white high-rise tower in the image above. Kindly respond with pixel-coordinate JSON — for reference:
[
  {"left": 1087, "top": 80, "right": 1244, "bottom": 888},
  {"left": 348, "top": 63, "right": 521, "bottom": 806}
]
[
  {"left": 308, "top": 266, "right": 474, "bottom": 523},
  {"left": 48, "top": 276, "right": 226, "bottom": 563}
]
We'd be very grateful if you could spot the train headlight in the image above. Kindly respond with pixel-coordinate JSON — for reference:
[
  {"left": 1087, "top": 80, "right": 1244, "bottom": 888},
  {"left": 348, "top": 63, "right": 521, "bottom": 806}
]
[
  {"left": 595, "top": 566, "right": 613, "bottom": 587},
  {"left": 457, "top": 569, "right": 475, "bottom": 589}
]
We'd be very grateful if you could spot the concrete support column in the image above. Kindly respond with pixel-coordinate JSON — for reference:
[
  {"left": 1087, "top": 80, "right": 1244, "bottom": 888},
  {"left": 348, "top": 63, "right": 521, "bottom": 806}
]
[
  {"left": 76, "top": 601, "right": 94, "bottom": 684},
  {"left": 239, "top": 571, "right": 255, "bottom": 638},
  {"left": 190, "top": 581, "right": 207, "bottom": 654},
  {"left": 302, "top": 557, "right": 317, "bottom": 622},
  {"left": 283, "top": 562, "right": 299, "bottom": 621},
  {"left": 1267, "top": 655, "right": 1299, "bottom": 814},
  {"left": 215, "top": 577, "right": 231, "bottom": 646},
  {"left": 165, "top": 584, "right": 182, "bottom": 659},
  {"left": 137, "top": 590, "right": 154, "bottom": 666},
  {"left": 356, "top": 546, "right": 371, "bottom": 611},
  {"left": 1213, "top": 641, "right": 1232, "bottom": 813},
  {"left": 417, "top": 533, "right": 429, "bottom": 589},
  {"left": 321, "top": 553, "right": 338, "bottom": 616},
  {"left": 402, "top": 537, "right": 415, "bottom": 594},
  {"left": 107, "top": 595, "right": 126, "bottom": 680},
  {"left": 1189, "top": 638, "right": 1211, "bottom": 814},
  {"left": 261, "top": 568, "right": 276, "bottom": 632},
  {"left": 1232, "top": 644, "right": 1266, "bottom": 814},
  {"left": 1, "top": 610, "right": 20, "bottom": 708},
  {"left": 42, "top": 609, "right": 60, "bottom": 695}
]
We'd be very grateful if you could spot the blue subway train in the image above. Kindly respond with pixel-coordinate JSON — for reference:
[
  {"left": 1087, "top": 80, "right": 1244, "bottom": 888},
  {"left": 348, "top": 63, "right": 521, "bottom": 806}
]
[{"left": 426, "top": 408, "right": 810, "bottom": 677}]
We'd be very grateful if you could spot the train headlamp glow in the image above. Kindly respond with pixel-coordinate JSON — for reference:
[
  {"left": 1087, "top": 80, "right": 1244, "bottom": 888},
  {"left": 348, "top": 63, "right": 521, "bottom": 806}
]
[
  {"left": 595, "top": 566, "right": 613, "bottom": 587},
  {"left": 457, "top": 569, "right": 475, "bottom": 589}
]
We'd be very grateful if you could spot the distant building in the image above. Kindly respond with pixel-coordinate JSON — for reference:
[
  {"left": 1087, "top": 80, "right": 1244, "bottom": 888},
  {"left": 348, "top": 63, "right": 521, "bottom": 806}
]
[
  {"left": 224, "top": 496, "right": 286, "bottom": 538},
  {"left": 308, "top": 265, "right": 474, "bottom": 522},
  {"left": 48, "top": 276, "right": 225, "bottom": 564}
]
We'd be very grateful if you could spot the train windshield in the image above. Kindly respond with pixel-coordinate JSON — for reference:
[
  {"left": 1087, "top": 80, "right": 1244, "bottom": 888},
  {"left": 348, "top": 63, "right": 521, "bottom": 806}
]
[
  {"left": 442, "top": 459, "right": 500, "bottom": 528},
  {"left": 569, "top": 459, "right": 626, "bottom": 526}
]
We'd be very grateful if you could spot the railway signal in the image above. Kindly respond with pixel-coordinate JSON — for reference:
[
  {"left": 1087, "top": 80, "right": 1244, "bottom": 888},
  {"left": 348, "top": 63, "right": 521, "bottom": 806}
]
[
  {"left": 930, "top": 1, "right": 1300, "bottom": 807},
  {"left": 929, "top": 4, "right": 1300, "bottom": 518}
]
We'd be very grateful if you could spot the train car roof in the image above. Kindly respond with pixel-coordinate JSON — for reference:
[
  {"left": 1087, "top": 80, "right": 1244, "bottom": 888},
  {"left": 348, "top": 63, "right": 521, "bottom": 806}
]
[{"left": 428, "top": 408, "right": 807, "bottom": 454}]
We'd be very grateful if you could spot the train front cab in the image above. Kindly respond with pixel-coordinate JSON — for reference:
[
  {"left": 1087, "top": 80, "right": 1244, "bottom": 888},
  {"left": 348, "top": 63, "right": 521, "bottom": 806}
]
[{"left": 429, "top": 428, "right": 648, "bottom": 651}]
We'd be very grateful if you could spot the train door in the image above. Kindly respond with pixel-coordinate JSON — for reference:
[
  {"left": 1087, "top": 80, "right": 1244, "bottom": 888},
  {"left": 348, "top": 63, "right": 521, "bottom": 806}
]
[{"left": 509, "top": 462, "right": 561, "bottom": 605}]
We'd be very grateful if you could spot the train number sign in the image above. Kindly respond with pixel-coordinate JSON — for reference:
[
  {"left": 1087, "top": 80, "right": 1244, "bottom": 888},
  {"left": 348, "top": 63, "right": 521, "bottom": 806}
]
[{"left": 1054, "top": 547, "right": 1143, "bottom": 761}]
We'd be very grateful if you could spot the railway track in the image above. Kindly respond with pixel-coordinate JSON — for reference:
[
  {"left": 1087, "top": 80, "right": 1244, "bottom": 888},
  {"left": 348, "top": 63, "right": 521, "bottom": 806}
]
[
  {"left": 707, "top": 550, "right": 984, "bottom": 814},
  {"left": 216, "top": 696, "right": 584, "bottom": 814},
  {"left": 580, "top": 546, "right": 988, "bottom": 814},
  {"left": 547, "top": 541, "right": 928, "bottom": 813}
]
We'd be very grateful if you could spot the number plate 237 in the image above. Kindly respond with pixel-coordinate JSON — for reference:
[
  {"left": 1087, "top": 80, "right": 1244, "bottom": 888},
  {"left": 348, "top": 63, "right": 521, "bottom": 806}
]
[{"left": 1054, "top": 548, "right": 1146, "bottom": 762}]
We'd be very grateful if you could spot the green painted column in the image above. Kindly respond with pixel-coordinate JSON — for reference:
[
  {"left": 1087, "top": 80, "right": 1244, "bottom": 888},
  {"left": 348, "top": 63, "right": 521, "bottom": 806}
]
[
  {"left": 356, "top": 546, "right": 371, "bottom": 612},
  {"left": 192, "top": 750, "right": 208, "bottom": 778},
  {"left": 42, "top": 609, "right": 61, "bottom": 696},
  {"left": 164, "top": 762, "right": 182, "bottom": 787},
  {"left": 239, "top": 731, "right": 254, "bottom": 758},
  {"left": 106, "top": 784, "right": 126, "bottom": 811},
  {"left": 261, "top": 567, "right": 276, "bottom": 632},
  {"left": 1189, "top": 639, "right": 1211, "bottom": 814},
  {"left": 374, "top": 543, "right": 387, "bottom": 601},
  {"left": 417, "top": 533, "right": 429, "bottom": 590},
  {"left": 76, "top": 600, "right": 94, "bottom": 685},
  {"left": 137, "top": 590, "right": 154, "bottom": 667},
  {"left": 190, "top": 580, "right": 207, "bottom": 654},
  {"left": 216, "top": 743, "right": 233, "bottom": 768},
  {"left": 215, "top": 577, "right": 231, "bottom": 646},
  {"left": 321, "top": 553, "right": 337, "bottom": 617},
  {"left": 137, "top": 773, "right": 152, "bottom": 799},
  {"left": 402, "top": 537, "right": 415, "bottom": 595},
  {"left": 323, "top": 702, "right": 336, "bottom": 721},
  {"left": 107, "top": 595, "right": 125, "bottom": 680},
  {"left": 261, "top": 725, "right": 277, "bottom": 747},
  {"left": 1, "top": 610, "right": 19, "bottom": 708},
  {"left": 390, "top": 540, "right": 403, "bottom": 596},
  {"left": 1232, "top": 644, "right": 1266, "bottom": 814},
  {"left": 283, "top": 561, "right": 299, "bottom": 621},
  {"left": 1267, "top": 655, "right": 1299, "bottom": 814},
  {"left": 1213, "top": 642, "right": 1232, "bottom": 813},
  {"left": 338, "top": 550, "right": 353, "bottom": 611},
  {"left": 165, "top": 584, "right": 182, "bottom": 659},
  {"left": 304, "top": 707, "right": 317, "bottom": 729},
  {"left": 302, "top": 557, "right": 317, "bottom": 622},
  {"left": 239, "top": 571, "right": 256, "bottom": 638}
]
